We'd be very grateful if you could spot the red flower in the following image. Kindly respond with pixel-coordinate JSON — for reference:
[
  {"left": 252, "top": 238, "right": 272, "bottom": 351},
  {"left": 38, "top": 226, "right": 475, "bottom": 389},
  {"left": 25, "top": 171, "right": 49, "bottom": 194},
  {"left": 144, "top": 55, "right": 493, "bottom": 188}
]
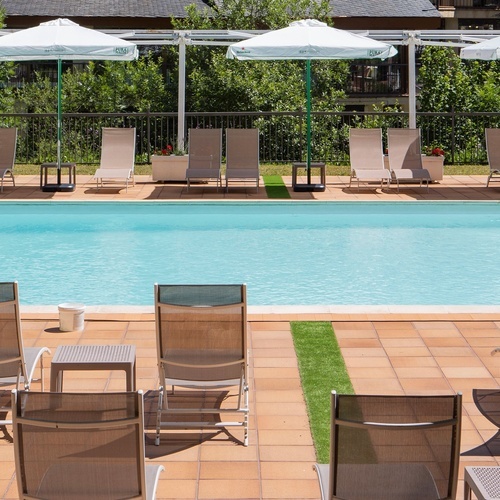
[
  {"left": 156, "top": 144, "right": 174, "bottom": 156},
  {"left": 431, "top": 147, "right": 445, "bottom": 157}
]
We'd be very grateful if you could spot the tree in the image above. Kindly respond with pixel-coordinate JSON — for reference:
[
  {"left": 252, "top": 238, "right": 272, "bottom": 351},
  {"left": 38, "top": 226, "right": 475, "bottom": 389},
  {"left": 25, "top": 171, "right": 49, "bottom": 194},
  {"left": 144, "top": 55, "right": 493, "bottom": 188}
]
[{"left": 170, "top": 0, "right": 348, "bottom": 114}]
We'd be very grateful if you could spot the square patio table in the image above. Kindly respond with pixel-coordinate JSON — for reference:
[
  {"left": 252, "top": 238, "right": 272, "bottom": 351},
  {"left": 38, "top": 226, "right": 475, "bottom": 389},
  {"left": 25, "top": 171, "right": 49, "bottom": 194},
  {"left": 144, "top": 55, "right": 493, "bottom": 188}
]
[
  {"left": 50, "top": 344, "right": 136, "bottom": 392},
  {"left": 464, "top": 466, "right": 500, "bottom": 499},
  {"left": 292, "top": 162, "right": 326, "bottom": 192},
  {"left": 40, "top": 162, "right": 76, "bottom": 189}
]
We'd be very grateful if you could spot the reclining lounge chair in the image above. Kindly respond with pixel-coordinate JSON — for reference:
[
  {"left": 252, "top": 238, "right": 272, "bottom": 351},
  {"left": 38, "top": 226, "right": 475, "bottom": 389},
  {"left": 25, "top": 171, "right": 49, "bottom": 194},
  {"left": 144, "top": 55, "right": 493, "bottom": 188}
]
[
  {"left": 225, "top": 128, "right": 260, "bottom": 192},
  {"left": 314, "top": 391, "right": 462, "bottom": 499},
  {"left": 185, "top": 128, "right": 222, "bottom": 191},
  {"left": 0, "top": 128, "right": 17, "bottom": 193},
  {"left": 154, "top": 283, "right": 249, "bottom": 446},
  {"left": 348, "top": 128, "right": 391, "bottom": 191},
  {"left": 0, "top": 281, "right": 50, "bottom": 427},
  {"left": 93, "top": 127, "right": 136, "bottom": 192},
  {"left": 387, "top": 128, "right": 431, "bottom": 192}
]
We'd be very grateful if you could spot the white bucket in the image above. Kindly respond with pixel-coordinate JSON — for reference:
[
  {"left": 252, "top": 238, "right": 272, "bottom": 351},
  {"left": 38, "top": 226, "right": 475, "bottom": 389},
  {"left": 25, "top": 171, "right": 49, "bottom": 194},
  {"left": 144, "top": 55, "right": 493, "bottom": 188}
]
[{"left": 58, "top": 303, "right": 85, "bottom": 332}]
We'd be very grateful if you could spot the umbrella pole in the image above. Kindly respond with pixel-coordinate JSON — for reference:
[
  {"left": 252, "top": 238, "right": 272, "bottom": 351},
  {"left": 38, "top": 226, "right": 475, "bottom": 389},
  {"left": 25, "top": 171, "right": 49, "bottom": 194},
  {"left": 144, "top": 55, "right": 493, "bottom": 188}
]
[
  {"left": 306, "top": 59, "right": 312, "bottom": 185},
  {"left": 57, "top": 58, "right": 62, "bottom": 182}
]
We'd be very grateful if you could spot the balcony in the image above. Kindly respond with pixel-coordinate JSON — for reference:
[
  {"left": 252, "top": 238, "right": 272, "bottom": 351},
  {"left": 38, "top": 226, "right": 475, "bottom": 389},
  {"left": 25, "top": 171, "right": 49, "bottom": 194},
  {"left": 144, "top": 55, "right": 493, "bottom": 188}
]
[{"left": 437, "top": 0, "right": 500, "bottom": 8}]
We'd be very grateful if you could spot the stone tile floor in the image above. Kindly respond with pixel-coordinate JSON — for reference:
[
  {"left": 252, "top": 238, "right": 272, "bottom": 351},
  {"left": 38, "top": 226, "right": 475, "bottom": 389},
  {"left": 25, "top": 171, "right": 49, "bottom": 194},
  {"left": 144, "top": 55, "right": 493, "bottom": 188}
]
[
  {"left": 1, "top": 313, "right": 500, "bottom": 499},
  {"left": 1, "top": 174, "right": 500, "bottom": 498},
  {"left": 1, "top": 172, "right": 500, "bottom": 201}
]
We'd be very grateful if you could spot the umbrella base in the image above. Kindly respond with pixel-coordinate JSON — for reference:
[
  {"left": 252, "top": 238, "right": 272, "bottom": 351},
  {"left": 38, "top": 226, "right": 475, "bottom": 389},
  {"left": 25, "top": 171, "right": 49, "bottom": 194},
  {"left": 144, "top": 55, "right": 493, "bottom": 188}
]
[
  {"left": 293, "top": 183, "right": 325, "bottom": 192},
  {"left": 42, "top": 183, "right": 76, "bottom": 193}
]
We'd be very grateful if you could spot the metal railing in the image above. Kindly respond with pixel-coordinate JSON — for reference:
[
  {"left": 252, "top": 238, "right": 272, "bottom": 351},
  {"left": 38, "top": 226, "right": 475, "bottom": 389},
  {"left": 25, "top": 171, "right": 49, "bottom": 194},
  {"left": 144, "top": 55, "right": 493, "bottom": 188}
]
[{"left": 0, "top": 110, "right": 497, "bottom": 166}]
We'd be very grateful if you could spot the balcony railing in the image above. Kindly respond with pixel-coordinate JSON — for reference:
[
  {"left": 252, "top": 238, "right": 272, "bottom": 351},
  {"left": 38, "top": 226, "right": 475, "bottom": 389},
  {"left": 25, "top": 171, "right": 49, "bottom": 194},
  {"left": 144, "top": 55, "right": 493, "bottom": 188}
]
[
  {"left": 0, "top": 110, "right": 496, "bottom": 166},
  {"left": 437, "top": 0, "right": 500, "bottom": 7}
]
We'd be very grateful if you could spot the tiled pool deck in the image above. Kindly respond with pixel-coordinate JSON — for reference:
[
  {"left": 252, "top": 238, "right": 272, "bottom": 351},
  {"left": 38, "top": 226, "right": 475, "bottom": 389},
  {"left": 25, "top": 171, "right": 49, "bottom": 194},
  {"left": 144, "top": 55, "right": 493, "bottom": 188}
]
[{"left": 1, "top": 173, "right": 500, "bottom": 499}]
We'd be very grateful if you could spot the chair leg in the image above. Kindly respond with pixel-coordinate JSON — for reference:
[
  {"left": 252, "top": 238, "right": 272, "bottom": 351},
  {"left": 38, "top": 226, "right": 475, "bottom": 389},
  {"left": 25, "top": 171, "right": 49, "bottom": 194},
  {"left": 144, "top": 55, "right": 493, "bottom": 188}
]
[{"left": 155, "top": 386, "right": 164, "bottom": 446}]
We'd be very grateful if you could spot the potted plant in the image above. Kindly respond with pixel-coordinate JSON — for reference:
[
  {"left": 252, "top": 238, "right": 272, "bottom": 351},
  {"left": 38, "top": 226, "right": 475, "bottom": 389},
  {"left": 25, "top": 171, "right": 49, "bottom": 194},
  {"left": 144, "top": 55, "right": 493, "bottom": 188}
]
[
  {"left": 151, "top": 144, "right": 189, "bottom": 182},
  {"left": 422, "top": 146, "right": 445, "bottom": 182}
]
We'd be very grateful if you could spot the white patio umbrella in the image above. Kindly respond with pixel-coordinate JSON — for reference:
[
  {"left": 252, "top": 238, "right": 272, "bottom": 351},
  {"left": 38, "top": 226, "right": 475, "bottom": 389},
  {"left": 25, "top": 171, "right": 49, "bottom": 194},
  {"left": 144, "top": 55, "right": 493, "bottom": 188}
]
[
  {"left": 0, "top": 18, "right": 138, "bottom": 191},
  {"left": 227, "top": 19, "right": 397, "bottom": 191},
  {"left": 460, "top": 36, "right": 500, "bottom": 60}
]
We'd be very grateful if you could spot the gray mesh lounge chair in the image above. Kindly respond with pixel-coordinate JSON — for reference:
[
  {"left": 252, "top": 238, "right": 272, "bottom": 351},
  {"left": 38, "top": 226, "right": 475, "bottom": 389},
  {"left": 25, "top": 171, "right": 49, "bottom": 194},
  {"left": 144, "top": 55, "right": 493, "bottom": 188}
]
[
  {"left": 225, "top": 128, "right": 260, "bottom": 192},
  {"left": 12, "top": 390, "right": 164, "bottom": 500},
  {"left": 348, "top": 128, "right": 391, "bottom": 191},
  {"left": 0, "top": 282, "right": 50, "bottom": 426},
  {"left": 185, "top": 128, "right": 222, "bottom": 191},
  {"left": 314, "top": 391, "right": 462, "bottom": 500},
  {"left": 485, "top": 128, "right": 500, "bottom": 187},
  {"left": 0, "top": 128, "right": 17, "bottom": 193},
  {"left": 388, "top": 128, "right": 431, "bottom": 192},
  {"left": 93, "top": 127, "right": 136, "bottom": 192},
  {"left": 154, "top": 284, "right": 249, "bottom": 446}
]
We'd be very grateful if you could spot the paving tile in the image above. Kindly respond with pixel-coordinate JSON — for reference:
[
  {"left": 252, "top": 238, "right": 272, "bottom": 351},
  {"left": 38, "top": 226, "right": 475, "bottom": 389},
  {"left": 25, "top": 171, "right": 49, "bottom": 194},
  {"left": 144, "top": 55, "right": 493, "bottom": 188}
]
[
  {"left": 199, "top": 461, "right": 260, "bottom": 479},
  {"left": 198, "top": 479, "right": 261, "bottom": 499},
  {"left": 261, "top": 479, "right": 320, "bottom": 499},
  {"left": 9, "top": 305, "right": 500, "bottom": 499}
]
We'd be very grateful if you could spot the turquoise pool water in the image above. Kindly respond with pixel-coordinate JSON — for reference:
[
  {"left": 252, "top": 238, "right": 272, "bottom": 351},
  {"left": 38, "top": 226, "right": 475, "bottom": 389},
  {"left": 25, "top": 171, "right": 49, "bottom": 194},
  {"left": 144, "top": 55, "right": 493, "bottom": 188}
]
[{"left": 1, "top": 201, "right": 499, "bottom": 306}]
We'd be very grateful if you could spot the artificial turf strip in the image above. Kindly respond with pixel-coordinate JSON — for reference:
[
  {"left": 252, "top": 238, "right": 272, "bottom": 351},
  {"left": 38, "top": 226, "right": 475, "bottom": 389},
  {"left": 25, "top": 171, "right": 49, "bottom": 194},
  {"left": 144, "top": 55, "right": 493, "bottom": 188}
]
[
  {"left": 290, "top": 321, "right": 354, "bottom": 464},
  {"left": 263, "top": 175, "right": 291, "bottom": 198}
]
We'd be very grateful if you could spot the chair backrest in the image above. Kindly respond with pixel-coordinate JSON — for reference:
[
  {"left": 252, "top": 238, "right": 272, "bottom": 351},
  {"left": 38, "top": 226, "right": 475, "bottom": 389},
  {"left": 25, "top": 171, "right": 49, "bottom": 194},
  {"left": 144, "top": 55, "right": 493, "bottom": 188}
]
[
  {"left": 485, "top": 128, "right": 500, "bottom": 172},
  {"left": 12, "top": 390, "right": 149, "bottom": 500},
  {"left": 472, "top": 388, "right": 500, "bottom": 427},
  {"left": 155, "top": 284, "right": 247, "bottom": 384},
  {"left": 226, "top": 128, "right": 259, "bottom": 170},
  {"left": 0, "top": 128, "right": 17, "bottom": 170},
  {"left": 329, "top": 392, "right": 462, "bottom": 500},
  {"left": 188, "top": 128, "right": 222, "bottom": 169},
  {"left": 100, "top": 127, "right": 136, "bottom": 170},
  {"left": 388, "top": 128, "right": 423, "bottom": 170},
  {"left": 0, "top": 282, "right": 25, "bottom": 383},
  {"left": 349, "top": 128, "right": 385, "bottom": 171}
]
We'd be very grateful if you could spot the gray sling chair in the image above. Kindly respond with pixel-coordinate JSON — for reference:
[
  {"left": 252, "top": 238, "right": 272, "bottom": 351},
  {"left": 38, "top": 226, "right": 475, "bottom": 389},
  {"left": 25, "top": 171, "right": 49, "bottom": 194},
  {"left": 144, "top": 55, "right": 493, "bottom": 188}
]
[
  {"left": 0, "top": 281, "right": 50, "bottom": 427},
  {"left": 12, "top": 390, "right": 164, "bottom": 499},
  {"left": 0, "top": 127, "right": 17, "bottom": 193},
  {"left": 154, "top": 284, "right": 249, "bottom": 446},
  {"left": 314, "top": 391, "right": 462, "bottom": 500},
  {"left": 485, "top": 128, "right": 500, "bottom": 187},
  {"left": 348, "top": 128, "right": 391, "bottom": 191},
  {"left": 387, "top": 128, "right": 431, "bottom": 192},
  {"left": 185, "top": 128, "right": 223, "bottom": 191},
  {"left": 225, "top": 128, "right": 260, "bottom": 192}
]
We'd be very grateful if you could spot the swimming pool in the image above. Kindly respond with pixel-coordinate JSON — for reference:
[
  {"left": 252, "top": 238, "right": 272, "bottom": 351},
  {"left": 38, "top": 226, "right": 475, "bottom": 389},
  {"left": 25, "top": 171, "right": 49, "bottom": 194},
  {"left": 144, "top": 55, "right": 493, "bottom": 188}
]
[{"left": 1, "top": 201, "right": 499, "bottom": 306}]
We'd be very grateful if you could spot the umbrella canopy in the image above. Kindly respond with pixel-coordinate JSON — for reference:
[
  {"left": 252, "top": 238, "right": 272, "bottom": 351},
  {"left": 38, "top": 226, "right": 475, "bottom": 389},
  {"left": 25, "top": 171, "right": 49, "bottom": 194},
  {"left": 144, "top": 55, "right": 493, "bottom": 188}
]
[
  {"left": 460, "top": 36, "right": 500, "bottom": 61},
  {"left": 227, "top": 19, "right": 397, "bottom": 61},
  {"left": 227, "top": 19, "right": 397, "bottom": 189},
  {"left": 0, "top": 18, "right": 138, "bottom": 188},
  {"left": 0, "top": 18, "right": 138, "bottom": 61}
]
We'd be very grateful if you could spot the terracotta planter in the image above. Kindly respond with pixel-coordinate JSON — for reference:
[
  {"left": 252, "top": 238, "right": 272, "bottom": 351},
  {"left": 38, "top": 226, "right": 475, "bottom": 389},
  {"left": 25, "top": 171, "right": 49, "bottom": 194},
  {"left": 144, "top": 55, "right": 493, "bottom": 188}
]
[{"left": 151, "top": 155, "right": 188, "bottom": 182}]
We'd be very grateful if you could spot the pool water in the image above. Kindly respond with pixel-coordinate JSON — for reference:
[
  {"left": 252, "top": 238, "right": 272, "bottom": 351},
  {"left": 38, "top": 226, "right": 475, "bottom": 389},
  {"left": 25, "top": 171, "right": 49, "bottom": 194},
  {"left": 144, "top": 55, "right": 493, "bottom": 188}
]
[{"left": 1, "top": 201, "right": 499, "bottom": 306}]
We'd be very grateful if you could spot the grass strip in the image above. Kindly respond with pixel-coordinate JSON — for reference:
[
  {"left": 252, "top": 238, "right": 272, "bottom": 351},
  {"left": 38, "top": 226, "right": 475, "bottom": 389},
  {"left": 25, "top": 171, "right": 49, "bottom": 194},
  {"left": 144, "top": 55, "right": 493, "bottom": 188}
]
[
  {"left": 291, "top": 321, "right": 354, "bottom": 463},
  {"left": 263, "top": 175, "right": 291, "bottom": 198}
]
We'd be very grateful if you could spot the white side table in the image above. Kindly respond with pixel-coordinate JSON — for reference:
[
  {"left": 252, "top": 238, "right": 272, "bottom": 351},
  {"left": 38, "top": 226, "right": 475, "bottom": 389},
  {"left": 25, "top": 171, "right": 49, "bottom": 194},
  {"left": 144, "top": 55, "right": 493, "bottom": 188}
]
[{"left": 464, "top": 466, "right": 500, "bottom": 499}]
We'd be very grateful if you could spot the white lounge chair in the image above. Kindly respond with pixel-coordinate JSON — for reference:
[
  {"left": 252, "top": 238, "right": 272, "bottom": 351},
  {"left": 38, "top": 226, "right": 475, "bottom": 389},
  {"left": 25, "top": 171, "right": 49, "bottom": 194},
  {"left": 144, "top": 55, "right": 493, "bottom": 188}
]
[
  {"left": 0, "top": 128, "right": 17, "bottom": 193},
  {"left": 93, "top": 127, "right": 136, "bottom": 192},
  {"left": 185, "top": 128, "right": 222, "bottom": 191},
  {"left": 348, "top": 128, "right": 391, "bottom": 191},
  {"left": 485, "top": 128, "right": 500, "bottom": 187},
  {"left": 387, "top": 128, "right": 431, "bottom": 192},
  {"left": 225, "top": 128, "right": 260, "bottom": 192}
]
